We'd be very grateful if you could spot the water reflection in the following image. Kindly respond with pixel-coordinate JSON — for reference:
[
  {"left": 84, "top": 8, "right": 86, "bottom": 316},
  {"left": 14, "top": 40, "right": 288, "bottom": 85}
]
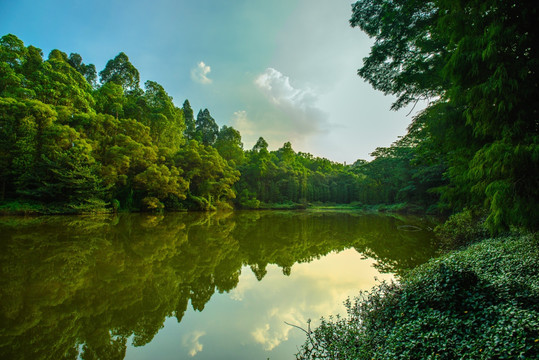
[{"left": 0, "top": 211, "right": 438, "bottom": 359}]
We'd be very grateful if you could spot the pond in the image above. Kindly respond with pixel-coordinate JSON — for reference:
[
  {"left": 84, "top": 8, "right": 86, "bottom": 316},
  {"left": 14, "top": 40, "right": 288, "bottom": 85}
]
[{"left": 0, "top": 210, "right": 439, "bottom": 359}]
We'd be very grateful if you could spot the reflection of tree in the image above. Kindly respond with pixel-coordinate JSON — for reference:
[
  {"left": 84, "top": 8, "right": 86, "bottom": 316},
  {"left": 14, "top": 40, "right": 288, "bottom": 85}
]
[
  {"left": 0, "top": 211, "right": 439, "bottom": 359},
  {"left": 233, "top": 212, "right": 439, "bottom": 278}
]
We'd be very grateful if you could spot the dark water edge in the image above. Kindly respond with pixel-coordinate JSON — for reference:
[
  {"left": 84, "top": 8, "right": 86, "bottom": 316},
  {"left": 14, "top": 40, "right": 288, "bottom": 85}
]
[{"left": 0, "top": 210, "right": 440, "bottom": 359}]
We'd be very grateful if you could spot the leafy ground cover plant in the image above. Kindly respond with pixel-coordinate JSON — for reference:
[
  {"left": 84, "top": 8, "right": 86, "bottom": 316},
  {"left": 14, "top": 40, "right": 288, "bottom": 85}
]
[{"left": 296, "top": 234, "right": 539, "bottom": 359}]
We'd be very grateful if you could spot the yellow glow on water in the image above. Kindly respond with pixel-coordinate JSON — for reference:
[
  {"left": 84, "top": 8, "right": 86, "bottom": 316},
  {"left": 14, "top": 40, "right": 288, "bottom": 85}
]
[{"left": 226, "top": 249, "right": 394, "bottom": 353}]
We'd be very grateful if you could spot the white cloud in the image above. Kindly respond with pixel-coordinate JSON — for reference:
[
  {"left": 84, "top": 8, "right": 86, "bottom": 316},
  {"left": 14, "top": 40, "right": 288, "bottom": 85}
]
[
  {"left": 182, "top": 330, "right": 206, "bottom": 357},
  {"left": 191, "top": 61, "right": 213, "bottom": 84},
  {"left": 230, "top": 110, "right": 256, "bottom": 138},
  {"left": 253, "top": 68, "right": 328, "bottom": 144}
]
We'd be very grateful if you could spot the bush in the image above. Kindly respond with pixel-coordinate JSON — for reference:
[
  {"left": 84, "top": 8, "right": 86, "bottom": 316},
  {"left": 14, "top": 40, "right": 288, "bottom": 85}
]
[
  {"left": 435, "top": 209, "right": 489, "bottom": 250},
  {"left": 141, "top": 196, "right": 164, "bottom": 212},
  {"left": 296, "top": 234, "right": 539, "bottom": 359},
  {"left": 238, "top": 189, "right": 260, "bottom": 209},
  {"left": 0, "top": 200, "right": 46, "bottom": 215}
]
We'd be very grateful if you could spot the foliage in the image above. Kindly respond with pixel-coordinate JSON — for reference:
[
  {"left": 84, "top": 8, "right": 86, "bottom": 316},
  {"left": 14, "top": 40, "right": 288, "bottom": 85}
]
[
  {"left": 434, "top": 209, "right": 489, "bottom": 250},
  {"left": 2, "top": 16, "right": 536, "bottom": 222},
  {"left": 4, "top": 31, "right": 433, "bottom": 215},
  {"left": 99, "top": 52, "right": 140, "bottom": 93},
  {"left": 350, "top": 0, "right": 539, "bottom": 233},
  {"left": 297, "top": 234, "right": 539, "bottom": 359},
  {"left": 195, "top": 108, "right": 219, "bottom": 146},
  {"left": 0, "top": 33, "right": 451, "bottom": 214},
  {"left": 0, "top": 34, "right": 237, "bottom": 213},
  {"left": 174, "top": 140, "right": 239, "bottom": 210}
]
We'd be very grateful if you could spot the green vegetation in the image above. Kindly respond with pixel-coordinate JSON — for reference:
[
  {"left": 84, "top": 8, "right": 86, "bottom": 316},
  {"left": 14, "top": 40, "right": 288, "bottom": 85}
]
[
  {"left": 0, "top": 33, "right": 441, "bottom": 215},
  {"left": 296, "top": 0, "right": 538, "bottom": 358},
  {"left": 348, "top": 0, "right": 538, "bottom": 234},
  {"left": 296, "top": 234, "right": 539, "bottom": 359},
  {"left": 0, "top": 0, "right": 537, "bottom": 226},
  {"left": 1, "top": 0, "right": 538, "bottom": 356}
]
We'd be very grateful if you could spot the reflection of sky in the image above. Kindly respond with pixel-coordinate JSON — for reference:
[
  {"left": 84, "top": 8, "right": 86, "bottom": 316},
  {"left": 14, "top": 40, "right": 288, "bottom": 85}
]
[{"left": 125, "top": 249, "right": 393, "bottom": 359}]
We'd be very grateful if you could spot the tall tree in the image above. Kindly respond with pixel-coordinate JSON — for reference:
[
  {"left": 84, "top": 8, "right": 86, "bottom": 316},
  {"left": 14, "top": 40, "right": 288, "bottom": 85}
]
[
  {"left": 67, "top": 53, "right": 97, "bottom": 87},
  {"left": 350, "top": 0, "right": 539, "bottom": 232},
  {"left": 195, "top": 109, "right": 219, "bottom": 146},
  {"left": 214, "top": 125, "right": 244, "bottom": 166},
  {"left": 0, "top": 34, "right": 27, "bottom": 97},
  {"left": 182, "top": 99, "right": 196, "bottom": 140},
  {"left": 99, "top": 52, "right": 140, "bottom": 93},
  {"left": 252, "top": 137, "right": 268, "bottom": 153},
  {"left": 143, "top": 80, "right": 185, "bottom": 152}
]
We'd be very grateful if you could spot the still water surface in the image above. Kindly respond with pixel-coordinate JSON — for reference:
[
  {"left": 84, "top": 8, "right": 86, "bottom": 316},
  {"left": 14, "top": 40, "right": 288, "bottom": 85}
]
[{"left": 0, "top": 210, "right": 439, "bottom": 359}]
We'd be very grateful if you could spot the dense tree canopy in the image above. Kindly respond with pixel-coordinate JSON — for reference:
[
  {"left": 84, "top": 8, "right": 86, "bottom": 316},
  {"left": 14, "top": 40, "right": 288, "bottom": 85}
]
[
  {"left": 2, "top": 33, "right": 428, "bottom": 214},
  {"left": 351, "top": 0, "right": 538, "bottom": 233},
  {"left": 1, "top": 18, "right": 536, "bottom": 233}
]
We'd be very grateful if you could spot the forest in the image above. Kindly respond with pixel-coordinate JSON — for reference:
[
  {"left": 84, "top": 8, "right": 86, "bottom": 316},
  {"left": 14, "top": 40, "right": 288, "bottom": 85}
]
[
  {"left": 1, "top": 0, "right": 538, "bottom": 236},
  {"left": 1, "top": 33, "right": 444, "bottom": 217},
  {"left": 1, "top": 0, "right": 538, "bottom": 358}
]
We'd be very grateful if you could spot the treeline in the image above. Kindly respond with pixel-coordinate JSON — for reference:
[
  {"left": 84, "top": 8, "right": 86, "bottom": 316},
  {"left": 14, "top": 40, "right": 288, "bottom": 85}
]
[
  {"left": 3, "top": 9, "right": 537, "bottom": 236},
  {"left": 0, "top": 34, "right": 442, "bottom": 213}
]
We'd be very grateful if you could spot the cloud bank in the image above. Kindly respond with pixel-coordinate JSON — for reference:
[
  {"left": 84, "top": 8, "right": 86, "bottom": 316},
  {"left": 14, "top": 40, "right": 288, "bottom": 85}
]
[
  {"left": 253, "top": 68, "right": 328, "bottom": 146},
  {"left": 191, "top": 61, "right": 212, "bottom": 84},
  {"left": 230, "top": 110, "right": 256, "bottom": 139}
]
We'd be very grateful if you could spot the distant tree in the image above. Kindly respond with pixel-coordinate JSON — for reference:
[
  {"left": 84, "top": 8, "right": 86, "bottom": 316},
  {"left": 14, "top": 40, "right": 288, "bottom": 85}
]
[
  {"left": 195, "top": 109, "right": 219, "bottom": 146},
  {"left": 99, "top": 52, "right": 140, "bottom": 93},
  {"left": 252, "top": 137, "right": 268, "bottom": 153},
  {"left": 277, "top": 141, "right": 295, "bottom": 163},
  {"left": 182, "top": 99, "right": 196, "bottom": 140},
  {"left": 67, "top": 53, "right": 97, "bottom": 87},
  {"left": 214, "top": 125, "right": 244, "bottom": 166}
]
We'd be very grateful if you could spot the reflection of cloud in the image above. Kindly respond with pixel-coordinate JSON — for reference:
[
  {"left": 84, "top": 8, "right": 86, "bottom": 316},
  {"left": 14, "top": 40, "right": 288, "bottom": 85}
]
[
  {"left": 254, "top": 68, "right": 328, "bottom": 142},
  {"left": 182, "top": 330, "right": 206, "bottom": 357},
  {"left": 251, "top": 307, "right": 307, "bottom": 351},
  {"left": 252, "top": 323, "right": 282, "bottom": 351},
  {"left": 164, "top": 249, "right": 393, "bottom": 358},
  {"left": 191, "top": 61, "right": 212, "bottom": 84},
  {"left": 247, "top": 249, "right": 393, "bottom": 352}
]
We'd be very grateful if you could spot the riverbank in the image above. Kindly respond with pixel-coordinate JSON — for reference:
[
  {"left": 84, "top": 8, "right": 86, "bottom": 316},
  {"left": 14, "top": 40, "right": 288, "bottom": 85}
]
[
  {"left": 0, "top": 199, "right": 436, "bottom": 216},
  {"left": 296, "top": 232, "right": 539, "bottom": 359}
]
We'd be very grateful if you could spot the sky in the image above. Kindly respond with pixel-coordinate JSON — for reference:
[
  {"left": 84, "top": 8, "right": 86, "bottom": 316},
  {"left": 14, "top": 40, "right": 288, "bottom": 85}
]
[{"left": 0, "top": 0, "right": 422, "bottom": 163}]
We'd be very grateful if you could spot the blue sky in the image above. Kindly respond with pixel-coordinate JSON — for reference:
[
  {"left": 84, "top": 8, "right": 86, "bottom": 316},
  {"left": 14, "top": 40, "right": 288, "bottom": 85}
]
[{"left": 0, "top": 0, "right": 421, "bottom": 162}]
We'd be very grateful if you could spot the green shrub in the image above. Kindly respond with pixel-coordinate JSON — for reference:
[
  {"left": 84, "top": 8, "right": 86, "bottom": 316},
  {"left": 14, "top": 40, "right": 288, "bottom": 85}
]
[
  {"left": 435, "top": 209, "right": 489, "bottom": 250},
  {"left": 0, "top": 200, "right": 46, "bottom": 215},
  {"left": 296, "top": 234, "right": 539, "bottom": 359},
  {"left": 141, "top": 196, "right": 164, "bottom": 212}
]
